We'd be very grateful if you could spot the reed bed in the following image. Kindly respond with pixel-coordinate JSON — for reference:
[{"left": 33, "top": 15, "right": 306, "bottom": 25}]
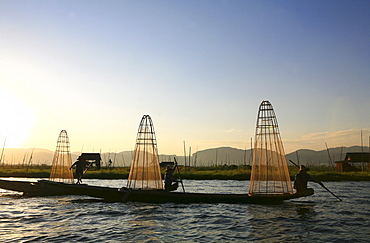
[{"left": 0, "top": 165, "right": 369, "bottom": 181}]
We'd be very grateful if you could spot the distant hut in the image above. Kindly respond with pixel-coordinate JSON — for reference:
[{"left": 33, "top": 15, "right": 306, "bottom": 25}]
[
  {"left": 78, "top": 153, "right": 102, "bottom": 169},
  {"left": 160, "top": 161, "right": 175, "bottom": 168},
  {"left": 335, "top": 152, "right": 370, "bottom": 172}
]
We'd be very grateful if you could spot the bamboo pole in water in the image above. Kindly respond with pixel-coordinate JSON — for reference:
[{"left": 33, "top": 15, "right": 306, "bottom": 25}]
[
  {"left": 0, "top": 138, "right": 5, "bottom": 166},
  {"left": 325, "top": 142, "right": 335, "bottom": 170},
  {"left": 183, "top": 141, "right": 186, "bottom": 168}
]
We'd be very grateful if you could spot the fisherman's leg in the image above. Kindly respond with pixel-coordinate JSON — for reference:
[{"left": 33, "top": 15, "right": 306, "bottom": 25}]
[
  {"left": 306, "top": 188, "right": 314, "bottom": 196},
  {"left": 296, "top": 188, "right": 314, "bottom": 196},
  {"left": 164, "top": 183, "right": 171, "bottom": 191},
  {"left": 76, "top": 174, "right": 82, "bottom": 184},
  {"left": 173, "top": 182, "right": 179, "bottom": 189}
]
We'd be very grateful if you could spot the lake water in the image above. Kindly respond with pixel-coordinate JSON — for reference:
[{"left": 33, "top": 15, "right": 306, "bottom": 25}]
[{"left": 0, "top": 178, "right": 369, "bottom": 242}]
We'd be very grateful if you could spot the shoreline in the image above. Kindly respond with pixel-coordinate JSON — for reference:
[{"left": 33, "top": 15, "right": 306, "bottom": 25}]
[{"left": 0, "top": 171, "right": 369, "bottom": 181}]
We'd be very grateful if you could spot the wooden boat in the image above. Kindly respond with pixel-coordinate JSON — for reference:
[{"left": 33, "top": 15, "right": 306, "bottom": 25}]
[
  {"left": 0, "top": 178, "right": 310, "bottom": 204},
  {"left": 0, "top": 179, "right": 77, "bottom": 196},
  {"left": 38, "top": 180, "right": 309, "bottom": 204},
  {"left": 0, "top": 177, "right": 311, "bottom": 204}
]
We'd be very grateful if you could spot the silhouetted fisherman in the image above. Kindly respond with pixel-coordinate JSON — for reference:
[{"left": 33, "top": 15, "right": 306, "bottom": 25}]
[
  {"left": 294, "top": 165, "right": 324, "bottom": 196},
  {"left": 70, "top": 156, "right": 85, "bottom": 184},
  {"left": 164, "top": 164, "right": 179, "bottom": 191}
]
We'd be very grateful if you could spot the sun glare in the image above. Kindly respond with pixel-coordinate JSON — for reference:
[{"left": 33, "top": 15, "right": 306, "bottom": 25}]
[{"left": 0, "top": 89, "right": 35, "bottom": 148}]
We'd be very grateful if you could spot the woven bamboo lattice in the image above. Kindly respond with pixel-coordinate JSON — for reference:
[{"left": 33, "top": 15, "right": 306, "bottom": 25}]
[
  {"left": 127, "top": 115, "right": 163, "bottom": 190},
  {"left": 249, "top": 101, "right": 293, "bottom": 196},
  {"left": 49, "top": 130, "right": 74, "bottom": 183}
]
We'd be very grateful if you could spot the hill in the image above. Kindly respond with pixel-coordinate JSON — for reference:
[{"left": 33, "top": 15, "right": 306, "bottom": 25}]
[
  {"left": 0, "top": 146, "right": 368, "bottom": 167},
  {"left": 185, "top": 146, "right": 369, "bottom": 167}
]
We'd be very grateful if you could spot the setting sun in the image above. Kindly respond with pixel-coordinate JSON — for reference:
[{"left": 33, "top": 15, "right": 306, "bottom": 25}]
[{"left": 0, "top": 89, "right": 35, "bottom": 148}]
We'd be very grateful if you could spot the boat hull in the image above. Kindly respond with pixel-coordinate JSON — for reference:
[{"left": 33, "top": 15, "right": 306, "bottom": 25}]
[
  {"left": 38, "top": 180, "right": 308, "bottom": 204},
  {"left": 0, "top": 179, "right": 78, "bottom": 196},
  {"left": 0, "top": 179, "right": 311, "bottom": 204}
]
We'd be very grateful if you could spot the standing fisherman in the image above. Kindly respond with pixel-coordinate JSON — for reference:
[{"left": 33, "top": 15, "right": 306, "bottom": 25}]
[{"left": 70, "top": 156, "right": 85, "bottom": 184}]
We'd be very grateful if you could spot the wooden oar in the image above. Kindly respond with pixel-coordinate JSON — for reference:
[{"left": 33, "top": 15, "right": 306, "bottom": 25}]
[
  {"left": 319, "top": 182, "right": 343, "bottom": 202},
  {"left": 83, "top": 162, "right": 93, "bottom": 175},
  {"left": 174, "top": 157, "right": 185, "bottom": 193},
  {"left": 289, "top": 160, "right": 342, "bottom": 201}
]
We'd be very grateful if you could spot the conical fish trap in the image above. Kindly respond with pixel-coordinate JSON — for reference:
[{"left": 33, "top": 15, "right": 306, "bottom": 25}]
[
  {"left": 249, "top": 101, "right": 293, "bottom": 196},
  {"left": 49, "top": 130, "right": 74, "bottom": 183},
  {"left": 127, "top": 115, "right": 163, "bottom": 190}
]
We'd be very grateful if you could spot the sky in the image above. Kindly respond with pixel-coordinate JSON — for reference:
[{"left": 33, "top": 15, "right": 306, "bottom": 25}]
[{"left": 0, "top": 0, "right": 369, "bottom": 155}]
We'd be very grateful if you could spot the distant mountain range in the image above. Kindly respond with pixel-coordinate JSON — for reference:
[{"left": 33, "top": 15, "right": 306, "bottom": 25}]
[
  {"left": 1, "top": 146, "right": 368, "bottom": 167},
  {"left": 189, "top": 146, "right": 369, "bottom": 167}
]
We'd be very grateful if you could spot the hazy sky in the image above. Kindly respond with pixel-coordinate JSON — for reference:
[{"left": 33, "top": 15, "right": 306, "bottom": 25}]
[{"left": 0, "top": 0, "right": 369, "bottom": 155}]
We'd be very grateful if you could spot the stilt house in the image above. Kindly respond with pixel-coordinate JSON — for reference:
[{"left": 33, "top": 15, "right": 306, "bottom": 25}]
[{"left": 335, "top": 152, "right": 370, "bottom": 172}]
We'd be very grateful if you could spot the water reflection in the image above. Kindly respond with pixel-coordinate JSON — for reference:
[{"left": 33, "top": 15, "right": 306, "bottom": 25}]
[
  {"left": 296, "top": 206, "right": 314, "bottom": 217},
  {"left": 245, "top": 201, "right": 320, "bottom": 242},
  {"left": 126, "top": 204, "right": 162, "bottom": 239}
]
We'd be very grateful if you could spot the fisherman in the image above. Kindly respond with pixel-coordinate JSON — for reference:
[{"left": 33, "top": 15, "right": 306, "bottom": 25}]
[
  {"left": 70, "top": 156, "right": 85, "bottom": 184},
  {"left": 108, "top": 159, "right": 113, "bottom": 168},
  {"left": 294, "top": 165, "right": 324, "bottom": 196},
  {"left": 164, "top": 164, "right": 179, "bottom": 191}
]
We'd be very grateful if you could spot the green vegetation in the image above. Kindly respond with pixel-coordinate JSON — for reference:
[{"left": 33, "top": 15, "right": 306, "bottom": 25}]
[
  {"left": 0, "top": 165, "right": 50, "bottom": 178},
  {"left": 83, "top": 167, "right": 130, "bottom": 179},
  {"left": 0, "top": 165, "right": 369, "bottom": 181}
]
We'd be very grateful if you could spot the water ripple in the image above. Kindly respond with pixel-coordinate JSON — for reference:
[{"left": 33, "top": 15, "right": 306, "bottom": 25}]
[{"left": 0, "top": 180, "right": 369, "bottom": 242}]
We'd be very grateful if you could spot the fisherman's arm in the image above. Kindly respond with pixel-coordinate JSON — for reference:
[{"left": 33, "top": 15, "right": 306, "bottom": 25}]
[
  {"left": 70, "top": 161, "right": 77, "bottom": 170},
  {"left": 315, "top": 180, "right": 324, "bottom": 187}
]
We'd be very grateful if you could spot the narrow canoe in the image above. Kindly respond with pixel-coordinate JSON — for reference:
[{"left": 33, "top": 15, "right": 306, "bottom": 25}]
[
  {"left": 38, "top": 180, "right": 309, "bottom": 204},
  {"left": 0, "top": 179, "right": 312, "bottom": 204}
]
